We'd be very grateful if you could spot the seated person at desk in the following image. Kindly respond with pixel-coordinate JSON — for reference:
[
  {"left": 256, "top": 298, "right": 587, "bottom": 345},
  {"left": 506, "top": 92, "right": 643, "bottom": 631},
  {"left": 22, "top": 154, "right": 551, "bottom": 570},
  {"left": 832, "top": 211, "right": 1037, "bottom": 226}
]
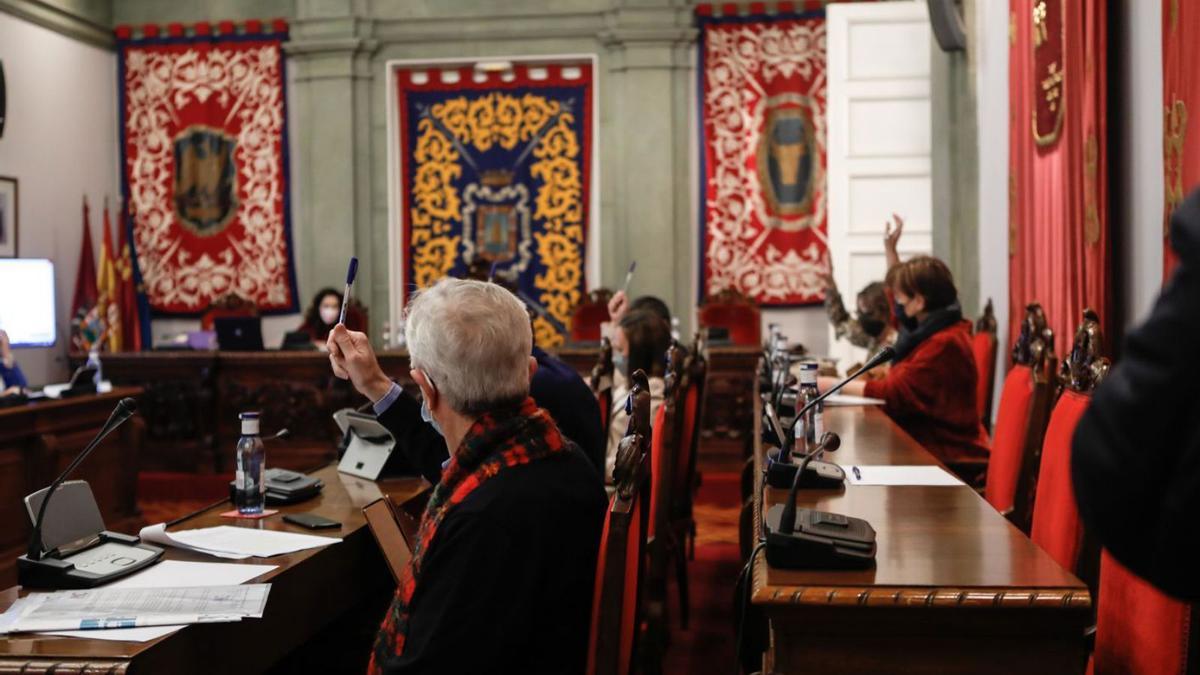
[
  {"left": 819, "top": 256, "right": 989, "bottom": 465},
  {"left": 327, "top": 278, "right": 607, "bottom": 673},
  {"left": 605, "top": 308, "right": 670, "bottom": 481},
  {"left": 295, "top": 287, "right": 365, "bottom": 351},
  {"left": 822, "top": 273, "right": 896, "bottom": 364},
  {"left": 0, "top": 329, "right": 28, "bottom": 395}
]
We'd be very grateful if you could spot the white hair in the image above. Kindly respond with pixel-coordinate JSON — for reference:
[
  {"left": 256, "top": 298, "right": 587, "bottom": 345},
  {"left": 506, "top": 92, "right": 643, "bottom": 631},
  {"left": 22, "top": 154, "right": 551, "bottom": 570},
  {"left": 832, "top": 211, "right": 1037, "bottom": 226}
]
[{"left": 404, "top": 278, "right": 533, "bottom": 415}]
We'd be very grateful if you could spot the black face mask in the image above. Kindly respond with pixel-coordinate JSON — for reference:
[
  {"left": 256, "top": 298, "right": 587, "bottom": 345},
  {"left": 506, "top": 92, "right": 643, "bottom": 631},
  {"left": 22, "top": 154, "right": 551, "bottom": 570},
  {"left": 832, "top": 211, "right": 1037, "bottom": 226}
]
[
  {"left": 857, "top": 313, "right": 888, "bottom": 338},
  {"left": 894, "top": 301, "right": 919, "bottom": 332}
]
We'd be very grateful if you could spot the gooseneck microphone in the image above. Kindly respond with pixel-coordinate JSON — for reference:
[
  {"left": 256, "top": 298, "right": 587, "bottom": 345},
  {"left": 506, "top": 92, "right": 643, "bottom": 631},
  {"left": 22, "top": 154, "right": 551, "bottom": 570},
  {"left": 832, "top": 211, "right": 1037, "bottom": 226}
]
[
  {"left": 778, "top": 432, "right": 840, "bottom": 535},
  {"left": 788, "top": 345, "right": 895, "bottom": 436},
  {"left": 27, "top": 397, "right": 138, "bottom": 561}
]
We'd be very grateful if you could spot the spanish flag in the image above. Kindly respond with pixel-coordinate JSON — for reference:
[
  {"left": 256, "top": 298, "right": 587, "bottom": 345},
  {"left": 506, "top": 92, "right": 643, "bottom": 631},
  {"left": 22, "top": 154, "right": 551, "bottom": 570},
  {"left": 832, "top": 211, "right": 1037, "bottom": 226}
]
[
  {"left": 116, "top": 200, "right": 142, "bottom": 351},
  {"left": 96, "top": 202, "right": 121, "bottom": 352}
]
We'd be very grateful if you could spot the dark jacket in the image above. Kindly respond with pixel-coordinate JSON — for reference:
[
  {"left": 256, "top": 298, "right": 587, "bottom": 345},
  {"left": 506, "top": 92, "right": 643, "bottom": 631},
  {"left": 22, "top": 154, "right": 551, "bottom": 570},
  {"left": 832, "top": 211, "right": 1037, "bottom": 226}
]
[
  {"left": 862, "top": 320, "right": 991, "bottom": 464},
  {"left": 1071, "top": 188, "right": 1200, "bottom": 600},
  {"left": 379, "top": 350, "right": 605, "bottom": 482},
  {"left": 373, "top": 407, "right": 607, "bottom": 674}
]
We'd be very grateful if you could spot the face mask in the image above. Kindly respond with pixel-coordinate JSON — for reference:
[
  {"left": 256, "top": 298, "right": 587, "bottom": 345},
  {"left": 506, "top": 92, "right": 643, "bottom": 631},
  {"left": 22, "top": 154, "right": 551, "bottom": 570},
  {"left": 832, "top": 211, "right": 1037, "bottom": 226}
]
[
  {"left": 420, "top": 397, "right": 444, "bottom": 437},
  {"left": 320, "top": 306, "right": 340, "bottom": 325},
  {"left": 613, "top": 352, "right": 629, "bottom": 376},
  {"left": 894, "top": 301, "right": 919, "bottom": 332},
  {"left": 857, "top": 313, "right": 887, "bottom": 338}
]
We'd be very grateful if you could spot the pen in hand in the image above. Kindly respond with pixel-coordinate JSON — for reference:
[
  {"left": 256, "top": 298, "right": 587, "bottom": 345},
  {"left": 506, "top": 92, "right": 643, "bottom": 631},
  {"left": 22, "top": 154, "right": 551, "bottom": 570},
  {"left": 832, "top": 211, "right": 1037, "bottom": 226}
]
[{"left": 338, "top": 257, "right": 359, "bottom": 325}]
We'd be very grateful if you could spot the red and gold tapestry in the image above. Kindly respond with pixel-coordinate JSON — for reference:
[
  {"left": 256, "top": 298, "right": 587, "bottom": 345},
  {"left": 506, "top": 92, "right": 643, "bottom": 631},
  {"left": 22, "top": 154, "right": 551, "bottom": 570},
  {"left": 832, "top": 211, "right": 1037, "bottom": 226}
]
[
  {"left": 1162, "top": 0, "right": 1200, "bottom": 279},
  {"left": 396, "top": 64, "right": 592, "bottom": 346},
  {"left": 116, "top": 21, "right": 298, "bottom": 314},
  {"left": 1008, "top": 0, "right": 1110, "bottom": 353},
  {"left": 698, "top": 5, "right": 829, "bottom": 306}
]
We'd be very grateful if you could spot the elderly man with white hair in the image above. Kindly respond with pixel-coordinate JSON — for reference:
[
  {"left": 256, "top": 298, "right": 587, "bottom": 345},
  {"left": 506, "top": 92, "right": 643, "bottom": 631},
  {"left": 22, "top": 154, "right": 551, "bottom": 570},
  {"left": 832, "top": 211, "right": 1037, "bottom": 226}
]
[{"left": 327, "top": 278, "right": 606, "bottom": 674}]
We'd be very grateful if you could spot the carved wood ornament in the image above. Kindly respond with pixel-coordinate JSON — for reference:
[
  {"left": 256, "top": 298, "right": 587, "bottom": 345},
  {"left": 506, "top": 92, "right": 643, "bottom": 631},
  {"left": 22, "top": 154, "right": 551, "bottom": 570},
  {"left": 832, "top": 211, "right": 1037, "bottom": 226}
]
[{"left": 1059, "top": 308, "right": 1110, "bottom": 393}]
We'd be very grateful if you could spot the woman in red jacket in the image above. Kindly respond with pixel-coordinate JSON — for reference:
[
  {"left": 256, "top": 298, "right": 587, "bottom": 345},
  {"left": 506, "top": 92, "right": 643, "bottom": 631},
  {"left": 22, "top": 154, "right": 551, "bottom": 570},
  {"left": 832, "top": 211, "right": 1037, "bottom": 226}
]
[{"left": 820, "top": 256, "right": 990, "bottom": 464}]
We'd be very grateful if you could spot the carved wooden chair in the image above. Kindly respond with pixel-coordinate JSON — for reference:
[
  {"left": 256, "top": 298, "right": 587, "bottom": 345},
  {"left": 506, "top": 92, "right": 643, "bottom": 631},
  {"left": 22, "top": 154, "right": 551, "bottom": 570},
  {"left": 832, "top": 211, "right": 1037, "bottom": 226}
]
[
  {"left": 698, "top": 287, "right": 762, "bottom": 346},
  {"left": 668, "top": 332, "right": 708, "bottom": 629},
  {"left": 1030, "top": 309, "right": 1109, "bottom": 586},
  {"left": 570, "top": 288, "right": 615, "bottom": 343},
  {"left": 984, "top": 302, "right": 1057, "bottom": 532},
  {"left": 587, "top": 370, "right": 651, "bottom": 675},
  {"left": 641, "top": 342, "right": 686, "bottom": 666},
  {"left": 590, "top": 337, "right": 615, "bottom": 432},
  {"left": 1089, "top": 552, "right": 1196, "bottom": 675},
  {"left": 972, "top": 298, "right": 999, "bottom": 431},
  {"left": 200, "top": 293, "right": 259, "bottom": 331}
]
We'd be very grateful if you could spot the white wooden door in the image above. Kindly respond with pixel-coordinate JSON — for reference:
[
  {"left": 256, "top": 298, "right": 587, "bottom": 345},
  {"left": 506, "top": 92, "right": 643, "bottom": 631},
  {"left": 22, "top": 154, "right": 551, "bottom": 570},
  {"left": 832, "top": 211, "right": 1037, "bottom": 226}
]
[{"left": 826, "top": 1, "right": 933, "bottom": 369}]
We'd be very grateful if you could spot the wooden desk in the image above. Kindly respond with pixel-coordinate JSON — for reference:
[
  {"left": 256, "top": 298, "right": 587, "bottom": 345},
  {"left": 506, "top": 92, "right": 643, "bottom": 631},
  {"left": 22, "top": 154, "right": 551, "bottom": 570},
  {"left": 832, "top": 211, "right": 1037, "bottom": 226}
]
[
  {"left": 0, "top": 464, "right": 427, "bottom": 674},
  {"left": 96, "top": 344, "right": 763, "bottom": 472},
  {"left": 751, "top": 397, "right": 1092, "bottom": 674},
  {"left": 0, "top": 389, "right": 146, "bottom": 589}
]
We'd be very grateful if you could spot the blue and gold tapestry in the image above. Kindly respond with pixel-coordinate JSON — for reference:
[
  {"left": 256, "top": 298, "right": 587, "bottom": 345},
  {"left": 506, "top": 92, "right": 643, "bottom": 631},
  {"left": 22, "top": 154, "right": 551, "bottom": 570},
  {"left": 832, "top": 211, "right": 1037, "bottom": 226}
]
[{"left": 397, "top": 64, "right": 593, "bottom": 346}]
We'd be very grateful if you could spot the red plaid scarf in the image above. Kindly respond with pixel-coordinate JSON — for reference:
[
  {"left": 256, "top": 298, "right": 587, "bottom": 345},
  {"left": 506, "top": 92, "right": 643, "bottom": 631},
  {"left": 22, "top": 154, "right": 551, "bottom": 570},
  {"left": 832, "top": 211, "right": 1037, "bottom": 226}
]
[{"left": 368, "top": 397, "right": 566, "bottom": 672}]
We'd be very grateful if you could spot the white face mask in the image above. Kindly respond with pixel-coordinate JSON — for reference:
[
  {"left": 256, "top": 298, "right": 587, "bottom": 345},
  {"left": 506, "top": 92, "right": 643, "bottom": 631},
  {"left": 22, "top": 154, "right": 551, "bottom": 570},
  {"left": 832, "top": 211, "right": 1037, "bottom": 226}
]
[{"left": 320, "top": 306, "right": 340, "bottom": 325}]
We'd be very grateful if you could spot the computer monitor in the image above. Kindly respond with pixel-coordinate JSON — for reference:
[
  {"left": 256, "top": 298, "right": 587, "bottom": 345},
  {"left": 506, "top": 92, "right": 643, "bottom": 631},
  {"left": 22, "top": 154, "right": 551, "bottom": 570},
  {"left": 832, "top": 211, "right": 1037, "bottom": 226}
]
[
  {"left": 214, "top": 316, "right": 264, "bottom": 351},
  {"left": 0, "top": 259, "right": 56, "bottom": 347}
]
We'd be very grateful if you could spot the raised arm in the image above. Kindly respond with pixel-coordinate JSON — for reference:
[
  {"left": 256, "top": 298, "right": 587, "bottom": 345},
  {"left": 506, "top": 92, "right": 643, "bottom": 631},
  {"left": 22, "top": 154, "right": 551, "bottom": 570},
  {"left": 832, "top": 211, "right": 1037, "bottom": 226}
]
[{"left": 884, "top": 213, "right": 904, "bottom": 271}]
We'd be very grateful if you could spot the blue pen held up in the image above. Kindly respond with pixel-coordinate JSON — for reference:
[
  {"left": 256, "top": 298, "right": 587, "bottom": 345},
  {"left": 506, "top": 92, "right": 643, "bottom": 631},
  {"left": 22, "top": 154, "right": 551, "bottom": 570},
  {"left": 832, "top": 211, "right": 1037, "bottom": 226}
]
[{"left": 338, "top": 256, "right": 358, "bottom": 325}]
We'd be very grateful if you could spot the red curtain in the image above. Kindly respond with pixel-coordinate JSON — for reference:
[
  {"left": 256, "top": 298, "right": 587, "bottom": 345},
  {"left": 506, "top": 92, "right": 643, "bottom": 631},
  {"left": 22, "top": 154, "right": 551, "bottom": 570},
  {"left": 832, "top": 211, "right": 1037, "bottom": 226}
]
[
  {"left": 1008, "top": 0, "right": 1110, "bottom": 353},
  {"left": 1162, "top": 0, "right": 1200, "bottom": 279}
]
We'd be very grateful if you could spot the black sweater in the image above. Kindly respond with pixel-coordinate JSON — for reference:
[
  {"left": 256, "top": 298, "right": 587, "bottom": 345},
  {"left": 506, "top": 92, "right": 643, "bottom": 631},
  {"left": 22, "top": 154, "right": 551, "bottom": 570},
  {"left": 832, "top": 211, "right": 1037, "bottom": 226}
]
[
  {"left": 374, "top": 400, "right": 608, "bottom": 673},
  {"left": 1071, "top": 187, "right": 1200, "bottom": 600}
]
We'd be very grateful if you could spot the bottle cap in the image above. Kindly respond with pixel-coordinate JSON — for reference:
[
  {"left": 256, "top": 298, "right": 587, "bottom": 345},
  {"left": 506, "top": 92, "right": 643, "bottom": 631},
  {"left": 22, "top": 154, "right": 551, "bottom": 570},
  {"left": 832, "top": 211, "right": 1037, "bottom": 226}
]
[{"left": 239, "top": 412, "right": 260, "bottom": 435}]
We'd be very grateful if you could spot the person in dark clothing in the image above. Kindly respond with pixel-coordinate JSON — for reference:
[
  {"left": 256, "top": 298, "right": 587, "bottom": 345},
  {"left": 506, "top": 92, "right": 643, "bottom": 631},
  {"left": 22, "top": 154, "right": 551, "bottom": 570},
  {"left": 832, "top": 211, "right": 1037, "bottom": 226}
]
[
  {"left": 1071, "top": 188, "right": 1200, "bottom": 601},
  {"left": 328, "top": 278, "right": 607, "bottom": 674},
  {"left": 369, "top": 343, "right": 605, "bottom": 482}
]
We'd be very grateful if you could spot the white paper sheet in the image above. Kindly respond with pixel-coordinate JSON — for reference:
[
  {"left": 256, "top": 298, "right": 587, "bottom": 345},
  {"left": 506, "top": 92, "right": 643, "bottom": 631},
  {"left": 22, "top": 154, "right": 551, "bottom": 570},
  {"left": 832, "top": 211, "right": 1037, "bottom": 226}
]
[
  {"left": 847, "top": 465, "right": 963, "bottom": 486},
  {"left": 824, "top": 394, "right": 886, "bottom": 407},
  {"left": 139, "top": 524, "right": 340, "bottom": 559},
  {"left": 40, "top": 560, "right": 276, "bottom": 642},
  {"left": 4, "top": 584, "right": 270, "bottom": 635}
]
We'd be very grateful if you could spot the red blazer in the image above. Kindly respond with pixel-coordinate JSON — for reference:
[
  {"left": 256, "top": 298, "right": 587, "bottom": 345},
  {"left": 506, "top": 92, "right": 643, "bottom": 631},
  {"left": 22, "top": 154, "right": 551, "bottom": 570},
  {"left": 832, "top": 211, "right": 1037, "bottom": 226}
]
[{"left": 863, "top": 320, "right": 990, "bottom": 464}]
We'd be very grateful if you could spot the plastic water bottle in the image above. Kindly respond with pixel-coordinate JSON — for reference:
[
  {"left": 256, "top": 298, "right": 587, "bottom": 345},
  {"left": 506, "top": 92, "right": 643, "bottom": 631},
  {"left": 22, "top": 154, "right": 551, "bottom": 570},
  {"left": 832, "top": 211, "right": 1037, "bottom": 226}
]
[
  {"left": 234, "top": 412, "right": 266, "bottom": 515},
  {"left": 670, "top": 316, "right": 681, "bottom": 342},
  {"left": 86, "top": 349, "right": 103, "bottom": 387},
  {"left": 798, "top": 362, "right": 822, "bottom": 453}
]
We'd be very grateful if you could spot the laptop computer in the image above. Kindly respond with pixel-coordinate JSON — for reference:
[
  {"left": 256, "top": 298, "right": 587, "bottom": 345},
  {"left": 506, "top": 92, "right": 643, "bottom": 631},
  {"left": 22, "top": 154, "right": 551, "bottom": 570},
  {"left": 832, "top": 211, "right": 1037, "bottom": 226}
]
[{"left": 214, "top": 316, "right": 265, "bottom": 351}]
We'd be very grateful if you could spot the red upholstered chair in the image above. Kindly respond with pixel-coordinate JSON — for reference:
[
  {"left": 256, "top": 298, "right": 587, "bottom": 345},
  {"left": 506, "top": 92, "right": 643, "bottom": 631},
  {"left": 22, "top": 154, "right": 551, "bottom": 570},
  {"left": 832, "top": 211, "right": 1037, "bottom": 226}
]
[
  {"left": 698, "top": 288, "right": 761, "bottom": 346},
  {"left": 200, "top": 293, "right": 259, "bottom": 330},
  {"left": 666, "top": 333, "right": 707, "bottom": 630},
  {"left": 571, "top": 288, "right": 614, "bottom": 343},
  {"left": 984, "top": 302, "right": 1056, "bottom": 530},
  {"left": 590, "top": 338, "right": 615, "bottom": 432},
  {"left": 1091, "top": 551, "right": 1195, "bottom": 675},
  {"left": 587, "top": 370, "right": 651, "bottom": 675},
  {"left": 972, "top": 299, "right": 999, "bottom": 431},
  {"left": 1030, "top": 309, "right": 1109, "bottom": 577}
]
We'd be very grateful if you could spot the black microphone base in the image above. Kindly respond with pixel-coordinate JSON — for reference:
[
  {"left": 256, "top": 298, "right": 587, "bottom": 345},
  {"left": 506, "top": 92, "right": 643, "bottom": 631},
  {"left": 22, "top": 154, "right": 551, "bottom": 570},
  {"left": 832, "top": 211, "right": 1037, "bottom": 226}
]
[
  {"left": 766, "top": 449, "right": 846, "bottom": 489},
  {"left": 763, "top": 504, "right": 876, "bottom": 569},
  {"left": 18, "top": 532, "right": 163, "bottom": 589}
]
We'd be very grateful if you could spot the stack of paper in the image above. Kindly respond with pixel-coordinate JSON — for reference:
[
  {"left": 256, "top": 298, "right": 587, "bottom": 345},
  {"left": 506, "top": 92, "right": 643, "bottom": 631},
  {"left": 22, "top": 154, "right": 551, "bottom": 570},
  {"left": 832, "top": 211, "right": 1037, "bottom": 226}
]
[
  {"left": 20, "top": 560, "right": 277, "bottom": 642},
  {"left": 0, "top": 579, "right": 271, "bottom": 637},
  {"left": 139, "top": 524, "right": 341, "bottom": 559}
]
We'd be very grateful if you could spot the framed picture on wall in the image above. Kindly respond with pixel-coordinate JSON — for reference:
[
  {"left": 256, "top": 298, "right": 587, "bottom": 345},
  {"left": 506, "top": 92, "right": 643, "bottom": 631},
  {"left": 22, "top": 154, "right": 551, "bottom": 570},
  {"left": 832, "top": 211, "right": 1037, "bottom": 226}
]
[{"left": 0, "top": 177, "right": 16, "bottom": 257}]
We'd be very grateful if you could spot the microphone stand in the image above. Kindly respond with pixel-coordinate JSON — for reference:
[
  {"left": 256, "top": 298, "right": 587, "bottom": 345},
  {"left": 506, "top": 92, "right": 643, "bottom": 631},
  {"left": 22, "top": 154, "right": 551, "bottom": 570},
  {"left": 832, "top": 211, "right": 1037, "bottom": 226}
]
[{"left": 27, "top": 398, "right": 137, "bottom": 561}]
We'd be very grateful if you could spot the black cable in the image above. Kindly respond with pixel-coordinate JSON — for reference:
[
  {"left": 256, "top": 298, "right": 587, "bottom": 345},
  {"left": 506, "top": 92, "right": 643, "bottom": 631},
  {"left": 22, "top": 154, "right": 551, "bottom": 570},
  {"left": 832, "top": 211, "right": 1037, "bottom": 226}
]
[{"left": 734, "top": 540, "right": 768, "bottom": 675}]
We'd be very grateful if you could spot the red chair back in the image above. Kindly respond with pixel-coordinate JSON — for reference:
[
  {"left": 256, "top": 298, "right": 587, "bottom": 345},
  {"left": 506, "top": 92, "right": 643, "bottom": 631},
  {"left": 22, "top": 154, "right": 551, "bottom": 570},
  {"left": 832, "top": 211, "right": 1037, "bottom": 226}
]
[
  {"left": 698, "top": 288, "right": 761, "bottom": 346},
  {"left": 571, "top": 289, "right": 614, "bottom": 343},
  {"left": 984, "top": 364, "right": 1035, "bottom": 512},
  {"left": 200, "top": 293, "right": 259, "bottom": 331},
  {"left": 587, "top": 370, "right": 651, "bottom": 675},
  {"left": 971, "top": 331, "right": 997, "bottom": 425},
  {"left": 1029, "top": 389, "right": 1091, "bottom": 571},
  {"left": 973, "top": 299, "right": 999, "bottom": 429},
  {"left": 1092, "top": 551, "right": 1194, "bottom": 675}
]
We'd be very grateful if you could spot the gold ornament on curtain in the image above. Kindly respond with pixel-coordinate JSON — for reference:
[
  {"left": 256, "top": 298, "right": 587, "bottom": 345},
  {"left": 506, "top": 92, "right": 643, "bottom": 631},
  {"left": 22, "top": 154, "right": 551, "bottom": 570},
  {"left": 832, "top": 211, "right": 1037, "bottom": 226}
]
[
  {"left": 1084, "top": 131, "right": 1100, "bottom": 246},
  {"left": 1164, "top": 96, "right": 1188, "bottom": 238},
  {"left": 1032, "top": 0, "right": 1065, "bottom": 147}
]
